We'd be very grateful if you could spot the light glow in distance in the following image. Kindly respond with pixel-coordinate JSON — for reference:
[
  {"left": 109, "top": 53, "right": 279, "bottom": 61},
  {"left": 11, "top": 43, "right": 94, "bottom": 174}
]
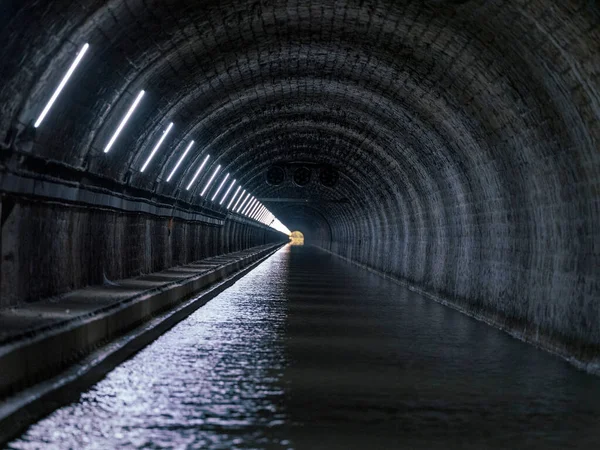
[
  {"left": 211, "top": 173, "right": 229, "bottom": 201},
  {"left": 186, "top": 154, "right": 210, "bottom": 190},
  {"left": 235, "top": 192, "right": 251, "bottom": 213},
  {"left": 220, "top": 179, "right": 236, "bottom": 205},
  {"left": 227, "top": 186, "right": 242, "bottom": 209},
  {"left": 201, "top": 165, "right": 221, "bottom": 196},
  {"left": 231, "top": 189, "right": 245, "bottom": 210},
  {"left": 141, "top": 122, "right": 173, "bottom": 172},
  {"left": 167, "top": 141, "right": 194, "bottom": 182},
  {"left": 35, "top": 43, "right": 90, "bottom": 128},
  {"left": 104, "top": 90, "right": 145, "bottom": 153}
]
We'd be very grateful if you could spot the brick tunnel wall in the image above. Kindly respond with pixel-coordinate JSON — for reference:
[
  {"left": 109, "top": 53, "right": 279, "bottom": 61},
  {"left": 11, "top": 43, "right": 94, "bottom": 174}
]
[
  {"left": 0, "top": 196, "right": 285, "bottom": 307},
  {"left": 0, "top": 0, "right": 598, "bottom": 364},
  {"left": 313, "top": 187, "right": 598, "bottom": 362}
]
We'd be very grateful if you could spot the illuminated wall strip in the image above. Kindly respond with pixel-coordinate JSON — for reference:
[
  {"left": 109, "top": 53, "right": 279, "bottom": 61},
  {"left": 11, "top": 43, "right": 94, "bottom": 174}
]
[
  {"left": 186, "top": 154, "right": 210, "bottom": 190},
  {"left": 259, "top": 208, "right": 269, "bottom": 222},
  {"left": 167, "top": 141, "right": 194, "bottom": 182},
  {"left": 35, "top": 43, "right": 90, "bottom": 128},
  {"left": 240, "top": 197, "right": 254, "bottom": 215},
  {"left": 231, "top": 189, "right": 245, "bottom": 211},
  {"left": 211, "top": 173, "right": 229, "bottom": 201},
  {"left": 235, "top": 192, "right": 251, "bottom": 213},
  {"left": 249, "top": 200, "right": 262, "bottom": 219},
  {"left": 272, "top": 219, "right": 281, "bottom": 233},
  {"left": 104, "top": 90, "right": 145, "bottom": 153},
  {"left": 259, "top": 206, "right": 268, "bottom": 220},
  {"left": 248, "top": 202, "right": 261, "bottom": 219},
  {"left": 255, "top": 207, "right": 265, "bottom": 221},
  {"left": 141, "top": 122, "right": 173, "bottom": 172},
  {"left": 272, "top": 219, "right": 292, "bottom": 235},
  {"left": 261, "top": 208, "right": 270, "bottom": 221},
  {"left": 247, "top": 203, "right": 259, "bottom": 219},
  {"left": 220, "top": 179, "right": 236, "bottom": 205},
  {"left": 234, "top": 191, "right": 248, "bottom": 212},
  {"left": 247, "top": 199, "right": 260, "bottom": 217},
  {"left": 227, "top": 186, "right": 242, "bottom": 209},
  {"left": 249, "top": 202, "right": 262, "bottom": 219},
  {"left": 256, "top": 208, "right": 267, "bottom": 222},
  {"left": 256, "top": 204, "right": 266, "bottom": 219},
  {"left": 241, "top": 198, "right": 256, "bottom": 216},
  {"left": 200, "top": 165, "right": 221, "bottom": 196},
  {"left": 248, "top": 199, "right": 260, "bottom": 219}
]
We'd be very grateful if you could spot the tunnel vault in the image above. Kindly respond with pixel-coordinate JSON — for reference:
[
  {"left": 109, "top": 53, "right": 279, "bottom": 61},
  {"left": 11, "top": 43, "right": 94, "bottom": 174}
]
[{"left": 0, "top": 1, "right": 599, "bottom": 365}]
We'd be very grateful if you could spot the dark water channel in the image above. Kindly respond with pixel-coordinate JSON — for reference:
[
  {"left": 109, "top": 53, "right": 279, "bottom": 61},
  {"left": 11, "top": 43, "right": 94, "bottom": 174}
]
[{"left": 8, "top": 246, "right": 600, "bottom": 449}]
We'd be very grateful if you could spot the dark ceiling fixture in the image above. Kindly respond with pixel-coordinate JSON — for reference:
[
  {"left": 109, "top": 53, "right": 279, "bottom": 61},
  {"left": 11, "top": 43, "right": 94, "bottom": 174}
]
[
  {"left": 266, "top": 165, "right": 286, "bottom": 186},
  {"left": 293, "top": 166, "right": 312, "bottom": 187},
  {"left": 319, "top": 165, "right": 339, "bottom": 188}
]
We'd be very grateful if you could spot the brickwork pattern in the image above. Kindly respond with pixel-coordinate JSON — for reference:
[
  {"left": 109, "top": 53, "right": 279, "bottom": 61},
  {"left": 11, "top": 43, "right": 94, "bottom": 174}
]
[
  {"left": 0, "top": 1, "right": 599, "bottom": 356},
  {"left": 0, "top": 198, "right": 283, "bottom": 306}
]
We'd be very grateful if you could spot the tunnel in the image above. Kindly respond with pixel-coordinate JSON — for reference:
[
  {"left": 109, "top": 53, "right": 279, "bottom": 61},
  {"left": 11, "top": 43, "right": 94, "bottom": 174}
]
[{"left": 0, "top": 0, "right": 599, "bottom": 447}]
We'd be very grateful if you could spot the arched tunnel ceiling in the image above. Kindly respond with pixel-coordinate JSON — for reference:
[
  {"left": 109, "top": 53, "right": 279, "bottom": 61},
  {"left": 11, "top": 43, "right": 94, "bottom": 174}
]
[{"left": 1, "top": 0, "right": 599, "bottom": 242}]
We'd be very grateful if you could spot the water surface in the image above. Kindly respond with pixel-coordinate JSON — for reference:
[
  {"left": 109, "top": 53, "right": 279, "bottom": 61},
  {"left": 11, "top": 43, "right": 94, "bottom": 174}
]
[{"left": 9, "top": 246, "right": 600, "bottom": 449}]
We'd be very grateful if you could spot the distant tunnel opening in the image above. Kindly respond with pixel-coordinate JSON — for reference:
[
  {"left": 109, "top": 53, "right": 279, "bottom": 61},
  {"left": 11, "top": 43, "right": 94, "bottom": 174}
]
[{"left": 289, "top": 231, "right": 305, "bottom": 246}]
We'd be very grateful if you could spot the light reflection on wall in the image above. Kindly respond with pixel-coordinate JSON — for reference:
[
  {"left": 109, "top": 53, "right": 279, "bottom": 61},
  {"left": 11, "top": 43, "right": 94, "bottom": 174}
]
[{"left": 289, "top": 231, "right": 304, "bottom": 246}]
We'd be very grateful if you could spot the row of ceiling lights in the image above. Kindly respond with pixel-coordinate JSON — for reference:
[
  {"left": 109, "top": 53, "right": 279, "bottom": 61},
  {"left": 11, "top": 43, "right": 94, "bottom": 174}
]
[{"left": 32, "top": 43, "right": 292, "bottom": 236}]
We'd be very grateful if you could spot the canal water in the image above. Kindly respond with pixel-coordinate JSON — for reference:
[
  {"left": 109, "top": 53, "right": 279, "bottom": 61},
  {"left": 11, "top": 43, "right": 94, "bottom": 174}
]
[{"left": 8, "top": 246, "right": 600, "bottom": 449}]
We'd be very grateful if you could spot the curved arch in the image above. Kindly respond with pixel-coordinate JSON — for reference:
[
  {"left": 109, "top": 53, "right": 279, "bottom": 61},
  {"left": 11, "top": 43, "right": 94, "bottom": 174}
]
[{"left": 0, "top": 0, "right": 598, "bottom": 359}]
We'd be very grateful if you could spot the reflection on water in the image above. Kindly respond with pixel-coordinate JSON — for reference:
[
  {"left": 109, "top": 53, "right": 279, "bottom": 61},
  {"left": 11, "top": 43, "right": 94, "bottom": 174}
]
[
  {"left": 9, "top": 250, "right": 291, "bottom": 450},
  {"left": 8, "top": 246, "right": 600, "bottom": 449}
]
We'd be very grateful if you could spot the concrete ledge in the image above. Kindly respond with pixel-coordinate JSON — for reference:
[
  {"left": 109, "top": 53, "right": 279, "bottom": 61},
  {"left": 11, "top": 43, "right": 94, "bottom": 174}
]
[
  {"left": 0, "top": 243, "right": 284, "bottom": 444},
  {"left": 0, "top": 165, "right": 225, "bottom": 226}
]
